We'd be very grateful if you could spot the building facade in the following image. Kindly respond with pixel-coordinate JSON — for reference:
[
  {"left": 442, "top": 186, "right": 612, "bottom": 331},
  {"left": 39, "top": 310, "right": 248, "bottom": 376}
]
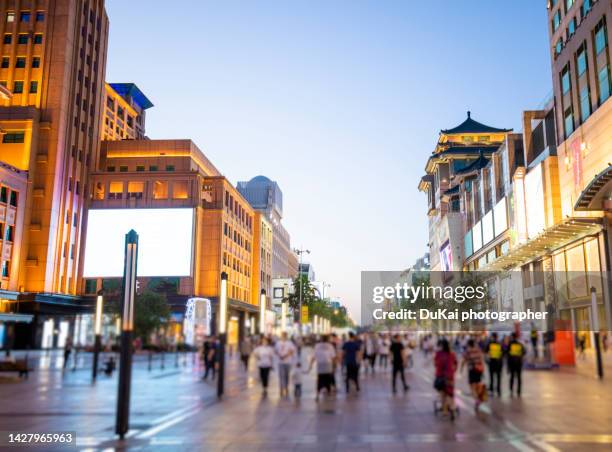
[{"left": 101, "top": 82, "right": 152, "bottom": 141}]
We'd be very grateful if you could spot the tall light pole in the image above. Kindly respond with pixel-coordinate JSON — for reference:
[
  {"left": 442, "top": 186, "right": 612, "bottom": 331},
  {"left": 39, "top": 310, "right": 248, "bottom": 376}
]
[
  {"left": 116, "top": 230, "right": 138, "bottom": 440},
  {"left": 590, "top": 287, "right": 603, "bottom": 379},
  {"left": 259, "top": 289, "right": 266, "bottom": 335},
  {"left": 92, "top": 290, "right": 104, "bottom": 381},
  {"left": 281, "top": 300, "right": 288, "bottom": 333},
  {"left": 293, "top": 248, "right": 310, "bottom": 337},
  {"left": 217, "top": 272, "right": 228, "bottom": 398}
]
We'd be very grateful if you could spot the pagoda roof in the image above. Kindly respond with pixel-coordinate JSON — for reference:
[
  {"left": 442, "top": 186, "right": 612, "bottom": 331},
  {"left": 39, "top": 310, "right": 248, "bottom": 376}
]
[{"left": 441, "top": 111, "right": 512, "bottom": 135}]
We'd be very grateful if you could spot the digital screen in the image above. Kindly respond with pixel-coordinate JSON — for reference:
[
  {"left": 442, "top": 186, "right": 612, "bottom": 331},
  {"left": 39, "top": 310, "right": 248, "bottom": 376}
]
[{"left": 83, "top": 208, "right": 194, "bottom": 277}]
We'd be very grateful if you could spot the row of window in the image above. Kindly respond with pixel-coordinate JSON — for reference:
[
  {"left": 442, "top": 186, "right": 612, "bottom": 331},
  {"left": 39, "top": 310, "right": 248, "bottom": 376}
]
[
  {"left": 0, "top": 80, "right": 38, "bottom": 93},
  {"left": 2, "top": 33, "right": 43, "bottom": 45},
  {"left": 224, "top": 191, "right": 252, "bottom": 230},
  {"left": 2, "top": 131, "right": 24, "bottom": 143},
  {"left": 551, "top": 0, "right": 593, "bottom": 33},
  {"left": 5, "top": 11, "right": 45, "bottom": 23},
  {"left": 223, "top": 222, "right": 252, "bottom": 252},
  {"left": 107, "top": 164, "right": 175, "bottom": 172},
  {"left": 95, "top": 180, "right": 189, "bottom": 201},
  {"left": 552, "top": 0, "right": 595, "bottom": 56},
  {"left": 222, "top": 252, "right": 251, "bottom": 278},
  {"left": 1, "top": 56, "right": 41, "bottom": 68}
]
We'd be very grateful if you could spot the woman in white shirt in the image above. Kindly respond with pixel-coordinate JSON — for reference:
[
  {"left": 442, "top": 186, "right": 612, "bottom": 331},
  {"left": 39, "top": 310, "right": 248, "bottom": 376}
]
[{"left": 253, "top": 336, "right": 275, "bottom": 397}]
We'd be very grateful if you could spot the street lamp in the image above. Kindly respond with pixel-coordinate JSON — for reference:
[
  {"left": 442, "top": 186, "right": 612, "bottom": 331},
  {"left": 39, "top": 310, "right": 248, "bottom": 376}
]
[
  {"left": 116, "top": 230, "right": 138, "bottom": 440},
  {"left": 313, "top": 314, "right": 318, "bottom": 334},
  {"left": 217, "top": 272, "right": 228, "bottom": 398},
  {"left": 281, "top": 300, "right": 288, "bottom": 333},
  {"left": 293, "top": 247, "right": 310, "bottom": 337},
  {"left": 92, "top": 290, "right": 104, "bottom": 381},
  {"left": 590, "top": 287, "right": 603, "bottom": 379},
  {"left": 259, "top": 289, "right": 266, "bottom": 335}
]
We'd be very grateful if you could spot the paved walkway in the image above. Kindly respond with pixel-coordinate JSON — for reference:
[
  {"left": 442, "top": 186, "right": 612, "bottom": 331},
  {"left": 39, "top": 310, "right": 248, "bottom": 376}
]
[{"left": 1, "top": 349, "right": 612, "bottom": 451}]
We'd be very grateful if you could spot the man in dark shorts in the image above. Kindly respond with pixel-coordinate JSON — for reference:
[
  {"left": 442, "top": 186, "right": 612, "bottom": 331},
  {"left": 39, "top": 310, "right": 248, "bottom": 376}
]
[
  {"left": 390, "top": 334, "right": 409, "bottom": 393},
  {"left": 342, "top": 331, "right": 362, "bottom": 394}
]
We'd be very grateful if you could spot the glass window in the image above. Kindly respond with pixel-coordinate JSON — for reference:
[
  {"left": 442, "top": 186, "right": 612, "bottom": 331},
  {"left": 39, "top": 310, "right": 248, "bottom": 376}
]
[
  {"left": 568, "top": 17, "right": 576, "bottom": 36},
  {"left": 1, "top": 57, "right": 8, "bottom": 68},
  {"left": 577, "top": 47, "right": 587, "bottom": 76},
  {"left": 166, "top": 165, "right": 175, "bottom": 171},
  {"left": 15, "top": 57, "right": 25, "bottom": 68},
  {"left": 581, "top": 0, "right": 591, "bottom": 17},
  {"left": 108, "top": 181, "right": 123, "bottom": 199},
  {"left": 17, "top": 34, "right": 28, "bottom": 44},
  {"left": 561, "top": 66, "right": 571, "bottom": 94},
  {"left": 20, "top": 12, "right": 30, "bottom": 22},
  {"left": 127, "top": 181, "right": 144, "bottom": 199},
  {"left": 153, "top": 181, "right": 168, "bottom": 199},
  {"left": 1, "top": 260, "right": 9, "bottom": 278},
  {"left": 6, "top": 12, "right": 14, "bottom": 22},
  {"left": 564, "top": 106, "right": 574, "bottom": 137},
  {"left": 136, "top": 165, "right": 145, "bottom": 172},
  {"left": 580, "top": 85, "right": 591, "bottom": 122},
  {"left": 107, "top": 166, "right": 115, "bottom": 172},
  {"left": 595, "top": 21, "right": 607, "bottom": 55},
  {"left": 553, "top": 10, "right": 561, "bottom": 32},
  {"left": 13, "top": 81, "right": 23, "bottom": 93},
  {"left": 9, "top": 190, "right": 17, "bottom": 207},
  {"left": 35, "top": 11, "right": 44, "bottom": 22},
  {"left": 31, "top": 57, "right": 40, "bottom": 68},
  {"left": 598, "top": 65, "right": 610, "bottom": 104},
  {"left": 172, "top": 181, "right": 189, "bottom": 199},
  {"left": 29, "top": 81, "right": 37, "bottom": 93},
  {"left": 149, "top": 165, "right": 158, "bottom": 172},
  {"left": 3, "top": 35, "right": 11, "bottom": 44},
  {"left": 119, "top": 165, "right": 128, "bottom": 172},
  {"left": 4, "top": 225, "right": 13, "bottom": 242},
  {"left": 555, "top": 38, "right": 563, "bottom": 55},
  {"left": 2, "top": 131, "right": 24, "bottom": 143},
  {"left": 0, "top": 187, "right": 7, "bottom": 203},
  {"left": 33, "top": 34, "right": 43, "bottom": 45},
  {"left": 94, "top": 182, "right": 105, "bottom": 200}
]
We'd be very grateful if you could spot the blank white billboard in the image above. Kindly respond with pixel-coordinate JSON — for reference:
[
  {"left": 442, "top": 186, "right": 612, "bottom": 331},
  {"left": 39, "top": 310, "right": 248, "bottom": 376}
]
[{"left": 83, "top": 208, "right": 194, "bottom": 277}]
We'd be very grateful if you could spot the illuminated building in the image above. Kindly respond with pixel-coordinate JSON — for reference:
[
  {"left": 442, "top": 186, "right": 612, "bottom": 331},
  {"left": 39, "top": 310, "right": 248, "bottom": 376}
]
[
  {"left": 101, "top": 82, "right": 152, "bottom": 140},
  {"left": 251, "top": 211, "right": 273, "bottom": 329},
  {"left": 85, "top": 139, "right": 259, "bottom": 345},
  {"left": 0, "top": 0, "right": 108, "bottom": 348}
]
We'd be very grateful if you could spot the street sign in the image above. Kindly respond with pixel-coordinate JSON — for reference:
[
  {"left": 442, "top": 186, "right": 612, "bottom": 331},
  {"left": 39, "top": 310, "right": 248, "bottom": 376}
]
[{"left": 301, "top": 306, "right": 309, "bottom": 323}]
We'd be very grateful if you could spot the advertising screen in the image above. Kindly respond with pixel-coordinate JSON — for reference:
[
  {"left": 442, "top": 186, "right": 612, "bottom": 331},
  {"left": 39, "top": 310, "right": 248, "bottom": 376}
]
[{"left": 83, "top": 208, "right": 194, "bottom": 277}]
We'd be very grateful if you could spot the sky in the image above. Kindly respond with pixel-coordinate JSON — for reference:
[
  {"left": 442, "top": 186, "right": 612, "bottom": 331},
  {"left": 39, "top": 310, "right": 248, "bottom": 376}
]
[{"left": 105, "top": 0, "right": 552, "bottom": 323}]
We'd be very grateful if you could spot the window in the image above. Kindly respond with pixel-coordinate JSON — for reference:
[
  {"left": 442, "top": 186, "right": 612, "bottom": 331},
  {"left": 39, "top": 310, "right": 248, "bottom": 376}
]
[
  {"left": 0, "top": 57, "right": 8, "bottom": 68},
  {"left": 31, "top": 57, "right": 40, "bottom": 68},
  {"left": 0, "top": 187, "right": 6, "bottom": 203},
  {"left": 29, "top": 81, "right": 37, "bottom": 93},
  {"left": 564, "top": 106, "right": 574, "bottom": 137},
  {"left": 6, "top": 12, "right": 14, "bottom": 23},
  {"left": 552, "top": 10, "right": 561, "bottom": 32},
  {"left": 15, "top": 57, "right": 25, "bottom": 68},
  {"left": 127, "top": 116, "right": 133, "bottom": 128},
  {"left": 172, "top": 181, "right": 189, "bottom": 199},
  {"left": 20, "top": 11, "right": 31, "bottom": 23},
  {"left": 108, "top": 181, "right": 124, "bottom": 199},
  {"left": 580, "top": 85, "right": 591, "bottom": 122},
  {"left": 149, "top": 165, "right": 158, "bottom": 171},
  {"left": 577, "top": 46, "right": 587, "bottom": 76},
  {"left": 136, "top": 165, "right": 145, "bottom": 172},
  {"left": 3, "top": 35, "right": 11, "bottom": 44},
  {"left": 4, "top": 225, "right": 13, "bottom": 242},
  {"left": 595, "top": 20, "right": 608, "bottom": 55},
  {"left": 9, "top": 191, "right": 16, "bottom": 207},
  {"left": 119, "top": 165, "right": 128, "bottom": 172},
  {"left": 2, "top": 132, "right": 24, "bottom": 143},
  {"left": 153, "top": 181, "right": 168, "bottom": 199},
  {"left": 581, "top": 0, "right": 591, "bottom": 18},
  {"left": 35, "top": 11, "right": 44, "bottom": 22},
  {"left": 568, "top": 17, "right": 576, "bottom": 37},
  {"left": 107, "top": 166, "right": 115, "bottom": 172},
  {"left": 598, "top": 65, "right": 610, "bottom": 104},
  {"left": 565, "top": 0, "right": 574, "bottom": 11},
  {"left": 17, "top": 34, "right": 28, "bottom": 45},
  {"left": 33, "top": 34, "right": 43, "bottom": 45},
  {"left": 117, "top": 106, "right": 124, "bottom": 118},
  {"left": 555, "top": 38, "right": 563, "bottom": 56},
  {"left": 561, "top": 65, "right": 571, "bottom": 94},
  {"left": 0, "top": 81, "right": 5, "bottom": 87},
  {"left": 127, "top": 181, "right": 144, "bottom": 199},
  {"left": 1, "top": 260, "right": 9, "bottom": 278},
  {"left": 166, "top": 165, "right": 175, "bottom": 171}
]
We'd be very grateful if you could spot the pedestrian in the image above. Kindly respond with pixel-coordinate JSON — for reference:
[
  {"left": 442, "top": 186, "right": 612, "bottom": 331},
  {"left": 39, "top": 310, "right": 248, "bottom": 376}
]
[
  {"left": 507, "top": 333, "right": 525, "bottom": 397},
  {"left": 461, "top": 338, "right": 486, "bottom": 412},
  {"left": 275, "top": 332, "right": 297, "bottom": 398},
  {"left": 63, "top": 336, "right": 73, "bottom": 369},
  {"left": 309, "top": 334, "right": 337, "bottom": 401},
  {"left": 202, "top": 336, "right": 217, "bottom": 380},
  {"left": 530, "top": 326, "right": 539, "bottom": 359},
  {"left": 390, "top": 333, "right": 409, "bottom": 394},
  {"left": 434, "top": 338, "right": 458, "bottom": 420},
  {"left": 291, "top": 361, "right": 304, "bottom": 399},
  {"left": 253, "top": 336, "right": 275, "bottom": 397},
  {"left": 239, "top": 336, "right": 253, "bottom": 371},
  {"left": 378, "top": 334, "right": 390, "bottom": 370},
  {"left": 363, "top": 333, "right": 378, "bottom": 374},
  {"left": 341, "top": 331, "right": 362, "bottom": 394},
  {"left": 486, "top": 332, "right": 503, "bottom": 397},
  {"left": 578, "top": 333, "right": 587, "bottom": 359}
]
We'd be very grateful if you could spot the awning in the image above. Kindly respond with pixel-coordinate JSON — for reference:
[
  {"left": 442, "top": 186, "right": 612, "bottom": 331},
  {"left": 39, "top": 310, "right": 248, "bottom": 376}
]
[
  {"left": 0, "top": 313, "right": 33, "bottom": 323},
  {"left": 480, "top": 218, "right": 602, "bottom": 271},
  {"left": 574, "top": 165, "right": 612, "bottom": 211}
]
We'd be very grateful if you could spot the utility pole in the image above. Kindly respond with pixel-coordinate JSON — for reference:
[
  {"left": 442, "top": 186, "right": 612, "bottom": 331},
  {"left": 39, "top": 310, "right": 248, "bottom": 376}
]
[{"left": 293, "top": 248, "right": 310, "bottom": 338}]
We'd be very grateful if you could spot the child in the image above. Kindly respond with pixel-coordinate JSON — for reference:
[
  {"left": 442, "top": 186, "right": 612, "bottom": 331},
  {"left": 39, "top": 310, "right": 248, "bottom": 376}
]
[{"left": 291, "top": 362, "right": 303, "bottom": 398}]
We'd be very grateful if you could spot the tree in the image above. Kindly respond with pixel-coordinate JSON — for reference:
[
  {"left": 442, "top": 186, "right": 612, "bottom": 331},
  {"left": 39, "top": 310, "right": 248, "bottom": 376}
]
[
  {"left": 133, "top": 290, "right": 171, "bottom": 343},
  {"left": 283, "top": 275, "right": 318, "bottom": 311}
]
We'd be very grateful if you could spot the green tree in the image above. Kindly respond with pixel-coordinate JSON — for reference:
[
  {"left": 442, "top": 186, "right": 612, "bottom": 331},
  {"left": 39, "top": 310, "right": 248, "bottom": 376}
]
[
  {"left": 283, "top": 275, "right": 319, "bottom": 311},
  {"left": 133, "top": 290, "right": 171, "bottom": 343}
]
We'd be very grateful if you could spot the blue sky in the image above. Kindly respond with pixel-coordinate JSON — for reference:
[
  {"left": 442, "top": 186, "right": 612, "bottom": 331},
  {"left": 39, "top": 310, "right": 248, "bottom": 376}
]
[{"left": 105, "top": 0, "right": 552, "bottom": 322}]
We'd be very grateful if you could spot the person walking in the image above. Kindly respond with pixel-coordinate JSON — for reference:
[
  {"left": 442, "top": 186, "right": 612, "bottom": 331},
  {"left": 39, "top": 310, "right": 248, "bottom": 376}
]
[
  {"left": 530, "top": 326, "right": 539, "bottom": 359},
  {"left": 239, "top": 336, "right": 253, "bottom": 371},
  {"left": 253, "top": 336, "right": 275, "bottom": 397},
  {"left": 434, "top": 338, "right": 458, "bottom": 420},
  {"left": 275, "top": 332, "right": 297, "bottom": 398},
  {"left": 341, "top": 331, "right": 362, "bottom": 394},
  {"left": 309, "top": 335, "right": 337, "bottom": 401},
  {"left": 63, "top": 336, "right": 73, "bottom": 369},
  {"left": 202, "top": 336, "right": 217, "bottom": 380},
  {"left": 390, "top": 334, "right": 409, "bottom": 394},
  {"left": 486, "top": 332, "right": 503, "bottom": 397},
  {"left": 378, "top": 334, "right": 390, "bottom": 370},
  {"left": 461, "top": 338, "right": 486, "bottom": 412},
  {"left": 507, "top": 333, "right": 526, "bottom": 397},
  {"left": 363, "top": 333, "right": 378, "bottom": 374}
]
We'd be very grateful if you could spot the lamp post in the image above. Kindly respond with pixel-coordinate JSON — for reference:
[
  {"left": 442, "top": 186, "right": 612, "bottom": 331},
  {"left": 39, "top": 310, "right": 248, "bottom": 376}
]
[
  {"left": 92, "top": 290, "right": 104, "bottom": 381},
  {"left": 116, "top": 230, "right": 138, "bottom": 440},
  {"left": 313, "top": 314, "right": 318, "bottom": 334},
  {"left": 293, "top": 248, "right": 310, "bottom": 337},
  {"left": 217, "top": 272, "right": 228, "bottom": 398},
  {"left": 590, "top": 287, "right": 603, "bottom": 379},
  {"left": 259, "top": 289, "right": 266, "bottom": 335}
]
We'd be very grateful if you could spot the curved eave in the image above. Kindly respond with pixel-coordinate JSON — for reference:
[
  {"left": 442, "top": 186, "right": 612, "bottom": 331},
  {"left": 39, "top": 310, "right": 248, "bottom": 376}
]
[{"left": 574, "top": 165, "right": 612, "bottom": 211}]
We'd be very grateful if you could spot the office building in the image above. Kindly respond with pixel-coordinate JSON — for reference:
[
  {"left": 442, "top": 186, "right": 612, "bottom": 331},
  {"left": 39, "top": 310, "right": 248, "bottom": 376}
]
[{"left": 101, "top": 82, "right": 152, "bottom": 140}]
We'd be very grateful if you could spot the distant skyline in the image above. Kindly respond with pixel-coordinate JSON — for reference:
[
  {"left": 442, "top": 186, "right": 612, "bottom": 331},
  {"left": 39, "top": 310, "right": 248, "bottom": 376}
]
[{"left": 105, "top": 0, "right": 552, "bottom": 323}]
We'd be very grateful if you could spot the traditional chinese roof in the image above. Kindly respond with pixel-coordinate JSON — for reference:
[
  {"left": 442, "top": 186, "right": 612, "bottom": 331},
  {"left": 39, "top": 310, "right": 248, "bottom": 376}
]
[
  {"left": 441, "top": 111, "right": 512, "bottom": 135},
  {"left": 455, "top": 153, "right": 490, "bottom": 175}
]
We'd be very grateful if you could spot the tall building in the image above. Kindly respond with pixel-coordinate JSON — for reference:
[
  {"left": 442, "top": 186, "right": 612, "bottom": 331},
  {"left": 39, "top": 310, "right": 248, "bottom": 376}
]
[
  {"left": 251, "top": 211, "right": 272, "bottom": 319},
  {"left": 237, "top": 175, "right": 294, "bottom": 278},
  {"left": 0, "top": 0, "right": 109, "bottom": 347},
  {"left": 101, "top": 82, "right": 152, "bottom": 141}
]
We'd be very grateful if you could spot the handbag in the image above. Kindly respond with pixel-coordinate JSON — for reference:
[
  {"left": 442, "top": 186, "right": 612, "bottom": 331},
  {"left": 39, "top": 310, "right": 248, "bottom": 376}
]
[{"left": 434, "top": 376, "right": 447, "bottom": 391}]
